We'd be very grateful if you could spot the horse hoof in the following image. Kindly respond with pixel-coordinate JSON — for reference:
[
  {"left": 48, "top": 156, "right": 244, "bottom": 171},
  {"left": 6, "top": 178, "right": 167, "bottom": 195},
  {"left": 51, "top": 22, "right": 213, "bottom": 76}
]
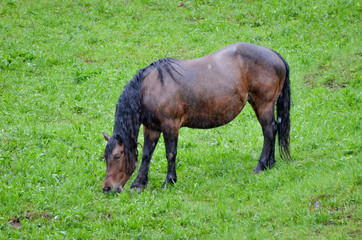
[
  {"left": 130, "top": 188, "right": 139, "bottom": 193},
  {"left": 252, "top": 168, "right": 263, "bottom": 174},
  {"left": 162, "top": 179, "right": 176, "bottom": 188},
  {"left": 252, "top": 165, "right": 265, "bottom": 174},
  {"left": 253, "top": 161, "right": 269, "bottom": 174},
  {"left": 130, "top": 184, "right": 146, "bottom": 193},
  {"left": 161, "top": 182, "right": 170, "bottom": 189}
]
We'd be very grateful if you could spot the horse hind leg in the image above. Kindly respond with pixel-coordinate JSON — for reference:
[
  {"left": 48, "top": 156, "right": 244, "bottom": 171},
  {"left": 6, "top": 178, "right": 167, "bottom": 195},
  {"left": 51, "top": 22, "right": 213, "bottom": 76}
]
[{"left": 248, "top": 97, "right": 277, "bottom": 173}]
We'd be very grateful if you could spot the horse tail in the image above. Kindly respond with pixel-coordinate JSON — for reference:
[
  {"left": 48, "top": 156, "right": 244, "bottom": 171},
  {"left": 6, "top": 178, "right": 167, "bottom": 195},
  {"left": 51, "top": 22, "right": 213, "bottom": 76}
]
[{"left": 275, "top": 53, "right": 292, "bottom": 161}]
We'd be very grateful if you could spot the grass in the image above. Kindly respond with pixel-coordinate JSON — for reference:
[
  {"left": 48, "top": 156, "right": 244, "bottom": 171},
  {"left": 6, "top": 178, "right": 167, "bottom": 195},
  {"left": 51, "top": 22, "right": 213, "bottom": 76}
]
[{"left": 0, "top": 0, "right": 361, "bottom": 239}]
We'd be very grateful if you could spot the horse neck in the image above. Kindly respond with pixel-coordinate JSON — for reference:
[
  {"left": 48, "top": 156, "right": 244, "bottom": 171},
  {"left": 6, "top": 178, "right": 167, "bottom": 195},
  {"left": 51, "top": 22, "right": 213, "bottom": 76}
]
[
  {"left": 113, "top": 108, "right": 141, "bottom": 146},
  {"left": 113, "top": 78, "right": 142, "bottom": 169}
]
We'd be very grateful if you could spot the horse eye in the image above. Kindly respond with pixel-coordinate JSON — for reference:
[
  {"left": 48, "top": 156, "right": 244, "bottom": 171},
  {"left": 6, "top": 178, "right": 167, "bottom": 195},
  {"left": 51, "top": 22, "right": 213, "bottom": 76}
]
[{"left": 115, "top": 155, "right": 121, "bottom": 160}]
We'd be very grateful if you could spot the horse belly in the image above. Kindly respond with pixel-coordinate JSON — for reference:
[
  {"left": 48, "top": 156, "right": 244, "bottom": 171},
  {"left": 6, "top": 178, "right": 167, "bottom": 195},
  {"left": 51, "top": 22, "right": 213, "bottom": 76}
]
[{"left": 183, "top": 96, "right": 245, "bottom": 129}]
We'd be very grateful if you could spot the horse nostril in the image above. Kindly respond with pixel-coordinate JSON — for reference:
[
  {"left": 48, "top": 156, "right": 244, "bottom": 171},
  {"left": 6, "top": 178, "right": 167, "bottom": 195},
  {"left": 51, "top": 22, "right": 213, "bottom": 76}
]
[{"left": 103, "top": 186, "right": 111, "bottom": 194}]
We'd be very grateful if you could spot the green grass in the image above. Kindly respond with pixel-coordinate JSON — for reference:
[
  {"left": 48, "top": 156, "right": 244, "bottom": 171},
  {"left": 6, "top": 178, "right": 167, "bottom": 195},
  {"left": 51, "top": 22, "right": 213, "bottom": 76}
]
[{"left": 0, "top": 0, "right": 361, "bottom": 239}]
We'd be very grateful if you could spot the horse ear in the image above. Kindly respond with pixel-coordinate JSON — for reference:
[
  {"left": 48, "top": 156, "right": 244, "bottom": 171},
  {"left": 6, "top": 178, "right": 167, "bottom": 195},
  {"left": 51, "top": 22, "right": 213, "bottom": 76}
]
[{"left": 102, "top": 132, "right": 111, "bottom": 141}]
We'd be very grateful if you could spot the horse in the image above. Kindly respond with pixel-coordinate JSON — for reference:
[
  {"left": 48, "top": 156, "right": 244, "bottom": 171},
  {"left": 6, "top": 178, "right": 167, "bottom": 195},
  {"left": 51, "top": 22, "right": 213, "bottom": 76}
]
[{"left": 101, "top": 42, "right": 291, "bottom": 193}]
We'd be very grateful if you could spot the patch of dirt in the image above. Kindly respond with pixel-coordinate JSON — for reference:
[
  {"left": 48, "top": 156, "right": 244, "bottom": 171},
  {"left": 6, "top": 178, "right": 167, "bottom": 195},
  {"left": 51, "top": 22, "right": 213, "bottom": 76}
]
[
  {"left": 39, "top": 212, "right": 53, "bottom": 220},
  {"left": 25, "top": 211, "right": 53, "bottom": 220},
  {"left": 309, "top": 194, "right": 330, "bottom": 211},
  {"left": 303, "top": 74, "right": 347, "bottom": 89},
  {"left": 26, "top": 211, "right": 36, "bottom": 219},
  {"left": 348, "top": 228, "right": 361, "bottom": 238},
  {"left": 104, "top": 213, "right": 112, "bottom": 221},
  {"left": 78, "top": 54, "right": 102, "bottom": 64},
  {"left": 84, "top": 59, "right": 96, "bottom": 63},
  {"left": 185, "top": 17, "right": 204, "bottom": 22},
  {"left": 8, "top": 211, "right": 53, "bottom": 229},
  {"left": 322, "top": 78, "right": 347, "bottom": 89},
  {"left": 303, "top": 73, "right": 318, "bottom": 87},
  {"left": 8, "top": 216, "right": 21, "bottom": 229},
  {"left": 321, "top": 221, "right": 333, "bottom": 226}
]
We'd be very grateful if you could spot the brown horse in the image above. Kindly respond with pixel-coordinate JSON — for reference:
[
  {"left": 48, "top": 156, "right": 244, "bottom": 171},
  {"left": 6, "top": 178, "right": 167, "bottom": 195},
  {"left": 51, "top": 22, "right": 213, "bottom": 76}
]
[{"left": 102, "top": 42, "right": 291, "bottom": 193}]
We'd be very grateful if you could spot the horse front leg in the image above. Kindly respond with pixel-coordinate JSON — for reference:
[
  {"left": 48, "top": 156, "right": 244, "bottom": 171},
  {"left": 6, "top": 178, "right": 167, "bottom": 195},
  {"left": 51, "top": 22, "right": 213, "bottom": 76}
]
[
  {"left": 161, "top": 127, "right": 179, "bottom": 188},
  {"left": 131, "top": 125, "right": 160, "bottom": 192}
]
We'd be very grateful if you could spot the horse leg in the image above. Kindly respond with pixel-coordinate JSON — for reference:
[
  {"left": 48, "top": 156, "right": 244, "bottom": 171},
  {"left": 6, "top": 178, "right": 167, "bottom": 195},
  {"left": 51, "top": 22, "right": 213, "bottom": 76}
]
[
  {"left": 249, "top": 98, "right": 277, "bottom": 173},
  {"left": 161, "top": 127, "right": 179, "bottom": 188},
  {"left": 131, "top": 126, "right": 160, "bottom": 191}
]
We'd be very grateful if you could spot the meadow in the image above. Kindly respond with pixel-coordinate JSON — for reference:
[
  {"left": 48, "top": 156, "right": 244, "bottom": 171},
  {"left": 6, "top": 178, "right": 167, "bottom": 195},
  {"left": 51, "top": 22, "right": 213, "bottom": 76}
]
[{"left": 0, "top": 0, "right": 361, "bottom": 239}]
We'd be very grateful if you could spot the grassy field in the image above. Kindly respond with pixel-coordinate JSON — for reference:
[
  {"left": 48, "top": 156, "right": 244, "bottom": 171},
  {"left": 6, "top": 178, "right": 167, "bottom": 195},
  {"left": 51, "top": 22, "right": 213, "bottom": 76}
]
[{"left": 0, "top": 0, "right": 361, "bottom": 239}]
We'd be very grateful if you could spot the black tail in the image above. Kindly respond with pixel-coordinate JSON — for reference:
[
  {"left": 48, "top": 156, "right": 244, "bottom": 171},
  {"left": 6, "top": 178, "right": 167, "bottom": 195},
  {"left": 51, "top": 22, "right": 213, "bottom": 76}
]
[{"left": 276, "top": 54, "right": 292, "bottom": 161}]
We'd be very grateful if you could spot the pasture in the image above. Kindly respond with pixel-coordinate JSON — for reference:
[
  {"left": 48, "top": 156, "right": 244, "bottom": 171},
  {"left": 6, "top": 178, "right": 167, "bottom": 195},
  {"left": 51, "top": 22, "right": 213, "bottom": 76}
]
[{"left": 0, "top": 0, "right": 361, "bottom": 239}]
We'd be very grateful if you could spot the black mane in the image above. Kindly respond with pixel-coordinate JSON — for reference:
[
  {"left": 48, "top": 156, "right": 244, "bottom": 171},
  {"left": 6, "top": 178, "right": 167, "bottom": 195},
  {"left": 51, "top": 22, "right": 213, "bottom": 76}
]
[
  {"left": 112, "top": 58, "right": 181, "bottom": 173},
  {"left": 148, "top": 58, "right": 183, "bottom": 84}
]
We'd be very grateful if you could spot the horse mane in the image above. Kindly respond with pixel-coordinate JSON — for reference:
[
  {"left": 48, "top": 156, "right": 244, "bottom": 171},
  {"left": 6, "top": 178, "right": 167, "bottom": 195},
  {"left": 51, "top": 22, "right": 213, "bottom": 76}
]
[
  {"left": 148, "top": 58, "right": 183, "bottom": 84},
  {"left": 112, "top": 58, "right": 182, "bottom": 174}
]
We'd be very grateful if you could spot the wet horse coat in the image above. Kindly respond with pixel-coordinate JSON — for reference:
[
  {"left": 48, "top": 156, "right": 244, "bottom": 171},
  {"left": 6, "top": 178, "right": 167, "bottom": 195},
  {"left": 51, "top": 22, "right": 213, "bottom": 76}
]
[{"left": 102, "top": 43, "right": 291, "bottom": 193}]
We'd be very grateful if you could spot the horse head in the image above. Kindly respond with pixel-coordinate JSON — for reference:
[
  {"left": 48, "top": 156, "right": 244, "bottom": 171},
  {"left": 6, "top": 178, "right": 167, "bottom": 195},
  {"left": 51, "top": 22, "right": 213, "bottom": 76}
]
[{"left": 102, "top": 132, "right": 137, "bottom": 193}]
